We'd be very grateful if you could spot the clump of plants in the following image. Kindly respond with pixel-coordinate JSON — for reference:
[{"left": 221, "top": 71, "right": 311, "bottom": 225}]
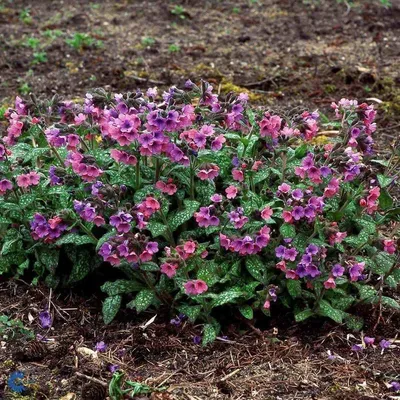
[{"left": 0, "top": 81, "right": 399, "bottom": 345}]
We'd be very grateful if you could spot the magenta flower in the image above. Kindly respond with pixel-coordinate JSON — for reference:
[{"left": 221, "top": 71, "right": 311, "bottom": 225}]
[
  {"left": 278, "top": 183, "right": 291, "bottom": 194},
  {"left": 161, "top": 263, "right": 178, "bottom": 278},
  {"left": 364, "top": 336, "right": 375, "bottom": 345},
  {"left": 225, "top": 185, "right": 238, "bottom": 199},
  {"left": 184, "top": 279, "right": 208, "bottom": 296}
]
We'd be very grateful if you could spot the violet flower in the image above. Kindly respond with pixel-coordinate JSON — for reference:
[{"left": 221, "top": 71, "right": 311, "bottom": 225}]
[{"left": 39, "top": 310, "right": 52, "bottom": 329}]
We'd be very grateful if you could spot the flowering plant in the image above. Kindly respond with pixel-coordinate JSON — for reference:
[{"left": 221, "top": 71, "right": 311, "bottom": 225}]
[{"left": 1, "top": 81, "right": 399, "bottom": 344}]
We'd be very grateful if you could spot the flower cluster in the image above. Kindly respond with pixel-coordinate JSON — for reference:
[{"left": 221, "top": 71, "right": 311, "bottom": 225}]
[
  {"left": 1, "top": 83, "right": 398, "bottom": 344},
  {"left": 30, "top": 213, "right": 68, "bottom": 241}
]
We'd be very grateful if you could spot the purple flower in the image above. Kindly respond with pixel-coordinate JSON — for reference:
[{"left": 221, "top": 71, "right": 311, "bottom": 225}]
[
  {"left": 284, "top": 247, "right": 298, "bottom": 262},
  {"left": 108, "top": 364, "right": 120, "bottom": 373},
  {"left": 306, "top": 244, "right": 319, "bottom": 255},
  {"left": 320, "top": 166, "right": 331, "bottom": 177},
  {"left": 390, "top": 381, "right": 400, "bottom": 392},
  {"left": 291, "top": 189, "right": 303, "bottom": 200},
  {"left": 379, "top": 339, "right": 391, "bottom": 349},
  {"left": 291, "top": 206, "right": 304, "bottom": 221},
  {"left": 39, "top": 310, "right": 52, "bottom": 329},
  {"left": 193, "top": 335, "right": 201, "bottom": 345},
  {"left": 364, "top": 336, "right": 375, "bottom": 345},
  {"left": 351, "top": 344, "right": 363, "bottom": 352},
  {"left": 275, "top": 245, "right": 286, "bottom": 258},
  {"left": 95, "top": 341, "right": 107, "bottom": 352},
  {"left": 296, "top": 264, "right": 307, "bottom": 278},
  {"left": 332, "top": 264, "right": 345, "bottom": 277},
  {"left": 305, "top": 264, "right": 321, "bottom": 278}
]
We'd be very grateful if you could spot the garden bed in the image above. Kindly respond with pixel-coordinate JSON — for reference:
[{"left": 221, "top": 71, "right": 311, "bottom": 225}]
[
  {"left": 0, "top": 1, "right": 400, "bottom": 399},
  {"left": 0, "top": 280, "right": 400, "bottom": 399}
]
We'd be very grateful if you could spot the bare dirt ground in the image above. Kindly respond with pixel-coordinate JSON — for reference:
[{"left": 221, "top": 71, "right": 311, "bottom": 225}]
[{"left": 0, "top": 0, "right": 400, "bottom": 399}]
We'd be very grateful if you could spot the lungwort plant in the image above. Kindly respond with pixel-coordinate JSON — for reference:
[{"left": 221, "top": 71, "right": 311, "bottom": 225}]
[{"left": 1, "top": 81, "right": 399, "bottom": 344}]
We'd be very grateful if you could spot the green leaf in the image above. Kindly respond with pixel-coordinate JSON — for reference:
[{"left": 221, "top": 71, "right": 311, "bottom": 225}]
[
  {"left": 19, "top": 194, "right": 36, "bottom": 208},
  {"left": 202, "top": 324, "right": 217, "bottom": 346},
  {"left": 294, "top": 144, "right": 308, "bottom": 158},
  {"left": 374, "top": 252, "right": 394, "bottom": 275},
  {"left": 377, "top": 174, "right": 392, "bottom": 188},
  {"left": 295, "top": 308, "right": 314, "bottom": 322},
  {"left": 17, "top": 259, "right": 30, "bottom": 276},
  {"left": 146, "top": 221, "right": 167, "bottom": 238},
  {"left": 344, "top": 230, "right": 370, "bottom": 248},
  {"left": 287, "top": 280, "right": 302, "bottom": 298},
  {"left": 56, "top": 233, "right": 96, "bottom": 246},
  {"left": 168, "top": 200, "right": 200, "bottom": 232},
  {"left": 102, "top": 295, "right": 121, "bottom": 324},
  {"left": 133, "top": 289, "right": 155, "bottom": 313},
  {"left": 379, "top": 188, "right": 393, "bottom": 210},
  {"left": 0, "top": 216, "right": 12, "bottom": 224},
  {"left": 239, "top": 305, "right": 254, "bottom": 320},
  {"left": 253, "top": 168, "right": 270, "bottom": 184},
  {"left": 211, "top": 289, "right": 244, "bottom": 307},
  {"left": 344, "top": 315, "right": 364, "bottom": 331},
  {"left": 101, "top": 280, "right": 143, "bottom": 296},
  {"left": 356, "top": 284, "right": 377, "bottom": 301},
  {"left": 178, "top": 305, "right": 201, "bottom": 322},
  {"left": 140, "top": 262, "right": 160, "bottom": 272},
  {"left": 68, "top": 251, "right": 92, "bottom": 283},
  {"left": 354, "top": 217, "right": 376, "bottom": 235},
  {"left": 381, "top": 296, "right": 400, "bottom": 309},
  {"left": 38, "top": 248, "right": 59, "bottom": 272},
  {"left": 245, "top": 255, "right": 264, "bottom": 282},
  {"left": 197, "top": 262, "right": 219, "bottom": 286},
  {"left": 318, "top": 299, "right": 343, "bottom": 323},
  {"left": 280, "top": 223, "right": 296, "bottom": 238},
  {"left": 331, "top": 295, "right": 355, "bottom": 311}
]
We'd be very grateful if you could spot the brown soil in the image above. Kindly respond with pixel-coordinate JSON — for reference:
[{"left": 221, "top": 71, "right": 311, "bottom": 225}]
[
  {"left": 1, "top": 0, "right": 400, "bottom": 150},
  {"left": 0, "top": 281, "right": 399, "bottom": 400},
  {"left": 0, "top": 1, "right": 400, "bottom": 399}
]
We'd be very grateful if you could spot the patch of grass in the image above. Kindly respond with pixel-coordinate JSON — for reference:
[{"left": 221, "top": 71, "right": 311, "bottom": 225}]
[
  {"left": 170, "top": 5, "right": 186, "bottom": 19},
  {"left": 0, "top": 315, "right": 34, "bottom": 341},
  {"left": 66, "top": 32, "right": 102, "bottom": 51},
  {"left": 32, "top": 52, "right": 48, "bottom": 64},
  {"left": 141, "top": 36, "right": 156, "bottom": 47},
  {"left": 41, "top": 29, "right": 63, "bottom": 40},
  {"left": 24, "top": 37, "right": 40, "bottom": 49},
  {"left": 18, "top": 82, "right": 31, "bottom": 96},
  {"left": 168, "top": 43, "right": 181, "bottom": 53},
  {"left": 19, "top": 8, "right": 32, "bottom": 24}
]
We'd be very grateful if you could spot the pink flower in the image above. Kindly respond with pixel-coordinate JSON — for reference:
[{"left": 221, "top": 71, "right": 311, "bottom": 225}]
[
  {"left": 278, "top": 183, "right": 291, "bottom": 194},
  {"left": 225, "top": 185, "right": 238, "bottom": 199},
  {"left": 261, "top": 207, "right": 273, "bottom": 220},
  {"left": 324, "top": 277, "right": 336, "bottom": 289},
  {"left": 16, "top": 174, "right": 31, "bottom": 188},
  {"left": 282, "top": 210, "right": 293, "bottom": 223},
  {"left": 74, "top": 113, "right": 86, "bottom": 125},
  {"left": 184, "top": 279, "right": 208, "bottom": 296},
  {"left": 28, "top": 171, "right": 40, "bottom": 186},
  {"left": 383, "top": 239, "right": 396, "bottom": 255},
  {"left": 197, "top": 164, "right": 220, "bottom": 180},
  {"left": 232, "top": 169, "right": 244, "bottom": 182},
  {"left": 183, "top": 241, "right": 196, "bottom": 254},
  {"left": 161, "top": 263, "right": 178, "bottom": 278}
]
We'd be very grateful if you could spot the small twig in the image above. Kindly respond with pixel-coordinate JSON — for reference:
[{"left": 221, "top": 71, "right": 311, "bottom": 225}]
[
  {"left": 220, "top": 368, "right": 241, "bottom": 382},
  {"left": 75, "top": 372, "right": 108, "bottom": 387},
  {"left": 127, "top": 75, "right": 166, "bottom": 85}
]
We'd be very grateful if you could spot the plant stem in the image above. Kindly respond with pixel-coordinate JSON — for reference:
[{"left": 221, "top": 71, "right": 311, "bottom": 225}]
[
  {"left": 135, "top": 157, "right": 141, "bottom": 190},
  {"left": 78, "top": 221, "right": 98, "bottom": 242}
]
